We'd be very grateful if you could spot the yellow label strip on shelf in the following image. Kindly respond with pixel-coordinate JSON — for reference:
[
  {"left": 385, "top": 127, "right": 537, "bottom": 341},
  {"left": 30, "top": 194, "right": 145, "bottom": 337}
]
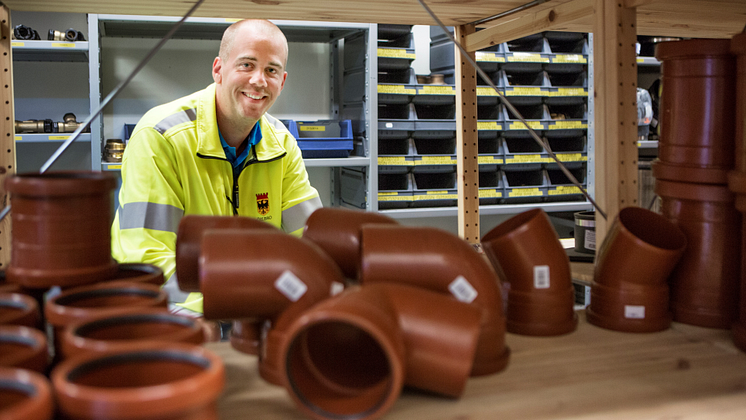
[
  {"left": 48, "top": 136, "right": 70, "bottom": 140},
  {"left": 477, "top": 121, "right": 501, "bottom": 130},
  {"left": 377, "top": 48, "right": 416, "bottom": 59},
  {"left": 507, "top": 53, "right": 549, "bottom": 63},
  {"left": 14, "top": 135, "right": 21, "bottom": 141},
  {"left": 479, "top": 189, "right": 502, "bottom": 198},
  {"left": 416, "top": 193, "right": 457, "bottom": 200},
  {"left": 51, "top": 43, "right": 76, "bottom": 48},
  {"left": 378, "top": 156, "right": 412, "bottom": 165},
  {"left": 549, "top": 121, "right": 587, "bottom": 129},
  {"left": 509, "top": 188, "right": 543, "bottom": 197},
  {"left": 475, "top": 51, "right": 505, "bottom": 62},
  {"left": 552, "top": 54, "right": 587, "bottom": 63},
  {"left": 298, "top": 126, "right": 326, "bottom": 131},
  {"left": 552, "top": 88, "right": 587, "bottom": 96},
  {"left": 378, "top": 85, "right": 416, "bottom": 94},
  {"left": 418, "top": 156, "right": 456, "bottom": 164},
  {"left": 549, "top": 186, "right": 582, "bottom": 195},
  {"left": 505, "top": 154, "right": 544, "bottom": 163},
  {"left": 419, "top": 86, "right": 454, "bottom": 95},
  {"left": 12, "top": 41, "right": 23, "bottom": 47},
  {"left": 477, "top": 87, "right": 500, "bottom": 96},
  {"left": 378, "top": 194, "right": 412, "bottom": 201},
  {"left": 509, "top": 121, "right": 544, "bottom": 130},
  {"left": 478, "top": 156, "right": 503, "bottom": 164},
  {"left": 555, "top": 153, "right": 587, "bottom": 162},
  {"left": 506, "top": 87, "right": 545, "bottom": 96},
  {"left": 107, "top": 164, "right": 122, "bottom": 170}
]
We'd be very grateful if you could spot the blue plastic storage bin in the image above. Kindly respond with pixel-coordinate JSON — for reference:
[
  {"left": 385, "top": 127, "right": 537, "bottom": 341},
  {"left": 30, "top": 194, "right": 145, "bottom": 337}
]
[{"left": 282, "top": 119, "right": 353, "bottom": 158}]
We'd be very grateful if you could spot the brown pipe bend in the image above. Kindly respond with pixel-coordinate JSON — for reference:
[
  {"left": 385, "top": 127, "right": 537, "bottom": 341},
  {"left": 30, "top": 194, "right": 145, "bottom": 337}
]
[
  {"left": 303, "top": 207, "right": 398, "bottom": 280},
  {"left": 279, "top": 283, "right": 482, "bottom": 420},
  {"left": 175, "top": 215, "right": 278, "bottom": 293},
  {"left": 359, "top": 224, "right": 509, "bottom": 376},
  {"left": 199, "top": 229, "right": 346, "bottom": 384}
]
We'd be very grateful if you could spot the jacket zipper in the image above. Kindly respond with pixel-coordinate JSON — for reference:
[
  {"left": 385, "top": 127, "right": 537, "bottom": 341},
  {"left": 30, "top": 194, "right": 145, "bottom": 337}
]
[{"left": 197, "top": 149, "right": 287, "bottom": 216}]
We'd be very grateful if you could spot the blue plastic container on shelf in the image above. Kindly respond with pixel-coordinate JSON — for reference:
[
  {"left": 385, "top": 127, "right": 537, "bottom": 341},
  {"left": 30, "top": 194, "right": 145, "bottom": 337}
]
[{"left": 282, "top": 119, "right": 353, "bottom": 159}]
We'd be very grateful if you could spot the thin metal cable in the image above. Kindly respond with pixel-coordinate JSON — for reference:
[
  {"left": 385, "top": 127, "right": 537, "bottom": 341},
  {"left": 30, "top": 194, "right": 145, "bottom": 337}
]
[
  {"left": 416, "top": 0, "right": 607, "bottom": 220},
  {"left": 0, "top": 0, "right": 205, "bottom": 222}
]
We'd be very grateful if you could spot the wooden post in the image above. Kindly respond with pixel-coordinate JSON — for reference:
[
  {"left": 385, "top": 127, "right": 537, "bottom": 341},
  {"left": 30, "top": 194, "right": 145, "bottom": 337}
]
[
  {"left": 0, "top": 5, "right": 15, "bottom": 269},
  {"left": 455, "top": 24, "right": 480, "bottom": 244},
  {"left": 593, "top": 0, "right": 639, "bottom": 246}
]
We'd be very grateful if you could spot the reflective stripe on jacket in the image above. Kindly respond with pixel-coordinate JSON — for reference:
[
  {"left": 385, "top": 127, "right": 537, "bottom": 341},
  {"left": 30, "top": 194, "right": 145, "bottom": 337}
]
[{"left": 111, "top": 83, "right": 321, "bottom": 314}]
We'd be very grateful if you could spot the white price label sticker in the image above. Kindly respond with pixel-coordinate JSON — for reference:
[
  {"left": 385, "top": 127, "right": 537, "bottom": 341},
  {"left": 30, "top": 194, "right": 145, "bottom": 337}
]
[
  {"left": 274, "top": 271, "right": 308, "bottom": 302},
  {"left": 449, "top": 276, "right": 478, "bottom": 303},
  {"left": 585, "top": 230, "right": 596, "bottom": 251},
  {"left": 625, "top": 305, "right": 646, "bottom": 319},
  {"left": 534, "top": 265, "right": 550, "bottom": 289}
]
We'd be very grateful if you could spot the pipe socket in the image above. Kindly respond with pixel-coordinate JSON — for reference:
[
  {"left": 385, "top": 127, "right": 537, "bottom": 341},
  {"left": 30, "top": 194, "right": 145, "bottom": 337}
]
[{"left": 280, "top": 283, "right": 482, "bottom": 420}]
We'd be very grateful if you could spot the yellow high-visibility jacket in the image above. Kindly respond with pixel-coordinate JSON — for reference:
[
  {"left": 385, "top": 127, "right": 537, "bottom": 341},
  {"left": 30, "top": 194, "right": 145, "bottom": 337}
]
[{"left": 111, "top": 83, "right": 322, "bottom": 314}]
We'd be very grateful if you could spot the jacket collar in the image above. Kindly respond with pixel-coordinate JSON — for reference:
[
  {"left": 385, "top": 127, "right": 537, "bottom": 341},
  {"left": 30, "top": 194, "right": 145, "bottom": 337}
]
[{"left": 196, "top": 83, "right": 286, "bottom": 162}]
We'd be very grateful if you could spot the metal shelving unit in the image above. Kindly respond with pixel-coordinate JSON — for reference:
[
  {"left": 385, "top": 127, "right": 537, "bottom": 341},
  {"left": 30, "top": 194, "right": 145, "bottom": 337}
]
[{"left": 11, "top": 15, "right": 101, "bottom": 170}]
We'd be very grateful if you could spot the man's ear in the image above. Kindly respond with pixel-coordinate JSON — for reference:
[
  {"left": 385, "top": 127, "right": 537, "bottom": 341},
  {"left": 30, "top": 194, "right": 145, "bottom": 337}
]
[{"left": 212, "top": 57, "right": 222, "bottom": 84}]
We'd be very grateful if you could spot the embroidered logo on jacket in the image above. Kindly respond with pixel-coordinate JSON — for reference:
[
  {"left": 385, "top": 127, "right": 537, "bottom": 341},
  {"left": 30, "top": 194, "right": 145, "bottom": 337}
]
[{"left": 256, "top": 193, "right": 269, "bottom": 215}]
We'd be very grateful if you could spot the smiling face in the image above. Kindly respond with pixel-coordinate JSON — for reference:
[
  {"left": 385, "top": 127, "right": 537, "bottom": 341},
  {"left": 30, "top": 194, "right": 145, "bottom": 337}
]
[{"left": 213, "top": 20, "right": 288, "bottom": 140}]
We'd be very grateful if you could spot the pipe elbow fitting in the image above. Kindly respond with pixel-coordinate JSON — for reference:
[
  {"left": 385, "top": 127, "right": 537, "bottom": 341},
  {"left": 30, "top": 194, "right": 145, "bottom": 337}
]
[
  {"left": 359, "top": 224, "right": 509, "bottom": 376},
  {"left": 199, "top": 229, "right": 344, "bottom": 321},
  {"left": 279, "top": 283, "right": 482, "bottom": 420},
  {"left": 175, "top": 215, "right": 278, "bottom": 293},
  {"left": 303, "top": 207, "right": 398, "bottom": 280}
]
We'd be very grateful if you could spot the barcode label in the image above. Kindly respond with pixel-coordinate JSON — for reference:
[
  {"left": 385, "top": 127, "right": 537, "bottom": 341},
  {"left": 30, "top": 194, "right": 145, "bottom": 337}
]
[
  {"left": 534, "top": 265, "right": 550, "bottom": 289},
  {"left": 274, "top": 270, "right": 308, "bottom": 302},
  {"left": 585, "top": 230, "right": 596, "bottom": 251},
  {"left": 449, "top": 276, "right": 478, "bottom": 303},
  {"left": 625, "top": 305, "right": 646, "bottom": 319}
]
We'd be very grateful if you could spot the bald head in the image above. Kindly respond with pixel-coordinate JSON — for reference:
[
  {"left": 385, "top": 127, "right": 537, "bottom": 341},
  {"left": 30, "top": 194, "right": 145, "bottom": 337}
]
[{"left": 219, "top": 19, "right": 288, "bottom": 67}]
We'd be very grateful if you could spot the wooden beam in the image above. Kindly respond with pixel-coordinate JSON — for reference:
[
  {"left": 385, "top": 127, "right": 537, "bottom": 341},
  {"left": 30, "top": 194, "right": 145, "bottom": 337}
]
[
  {"left": 636, "top": 1, "right": 746, "bottom": 38},
  {"left": 455, "top": 24, "right": 481, "bottom": 244},
  {"left": 0, "top": 5, "right": 15, "bottom": 270},
  {"left": 466, "top": 0, "right": 593, "bottom": 52},
  {"left": 593, "top": 0, "right": 639, "bottom": 245}
]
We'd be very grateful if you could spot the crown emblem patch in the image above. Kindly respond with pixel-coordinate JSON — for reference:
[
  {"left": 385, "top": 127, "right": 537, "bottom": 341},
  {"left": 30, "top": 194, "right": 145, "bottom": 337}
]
[{"left": 256, "top": 193, "right": 269, "bottom": 215}]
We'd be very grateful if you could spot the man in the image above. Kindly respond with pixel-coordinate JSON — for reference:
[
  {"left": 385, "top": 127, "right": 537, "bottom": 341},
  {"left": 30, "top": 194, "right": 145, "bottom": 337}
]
[{"left": 111, "top": 19, "right": 322, "bottom": 317}]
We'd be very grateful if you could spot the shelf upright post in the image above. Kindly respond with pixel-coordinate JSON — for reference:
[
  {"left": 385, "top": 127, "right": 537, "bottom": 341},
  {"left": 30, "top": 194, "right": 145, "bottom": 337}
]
[
  {"left": 592, "top": 0, "right": 639, "bottom": 245},
  {"left": 455, "top": 24, "right": 480, "bottom": 244},
  {"left": 0, "top": 4, "right": 15, "bottom": 267},
  {"left": 88, "top": 14, "right": 101, "bottom": 170}
]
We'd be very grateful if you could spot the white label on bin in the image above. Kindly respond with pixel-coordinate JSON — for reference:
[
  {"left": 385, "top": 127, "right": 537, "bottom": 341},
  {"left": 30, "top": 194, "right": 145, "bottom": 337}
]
[
  {"left": 534, "top": 265, "right": 550, "bottom": 289},
  {"left": 449, "top": 276, "right": 478, "bottom": 303},
  {"left": 625, "top": 305, "right": 646, "bottom": 319},
  {"left": 585, "top": 230, "right": 596, "bottom": 251},
  {"left": 275, "top": 270, "right": 308, "bottom": 302},
  {"left": 385, "top": 122, "right": 394, "bottom": 128}
]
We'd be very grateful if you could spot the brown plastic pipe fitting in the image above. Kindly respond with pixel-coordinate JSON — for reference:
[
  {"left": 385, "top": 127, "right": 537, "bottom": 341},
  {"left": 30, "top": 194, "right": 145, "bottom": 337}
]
[
  {"left": 0, "top": 367, "right": 54, "bottom": 420},
  {"left": 5, "top": 171, "right": 118, "bottom": 289},
  {"left": 60, "top": 308, "right": 206, "bottom": 360},
  {"left": 481, "top": 208, "right": 578, "bottom": 337},
  {"left": 198, "top": 229, "right": 345, "bottom": 384},
  {"left": 0, "top": 292, "right": 41, "bottom": 328},
  {"left": 175, "top": 214, "right": 278, "bottom": 293},
  {"left": 359, "top": 224, "right": 510, "bottom": 376},
  {"left": 280, "top": 283, "right": 482, "bottom": 420},
  {"left": 51, "top": 343, "right": 224, "bottom": 420},
  {"left": 303, "top": 207, "right": 399, "bottom": 280},
  {"left": 0, "top": 325, "right": 48, "bottom": 373}
]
